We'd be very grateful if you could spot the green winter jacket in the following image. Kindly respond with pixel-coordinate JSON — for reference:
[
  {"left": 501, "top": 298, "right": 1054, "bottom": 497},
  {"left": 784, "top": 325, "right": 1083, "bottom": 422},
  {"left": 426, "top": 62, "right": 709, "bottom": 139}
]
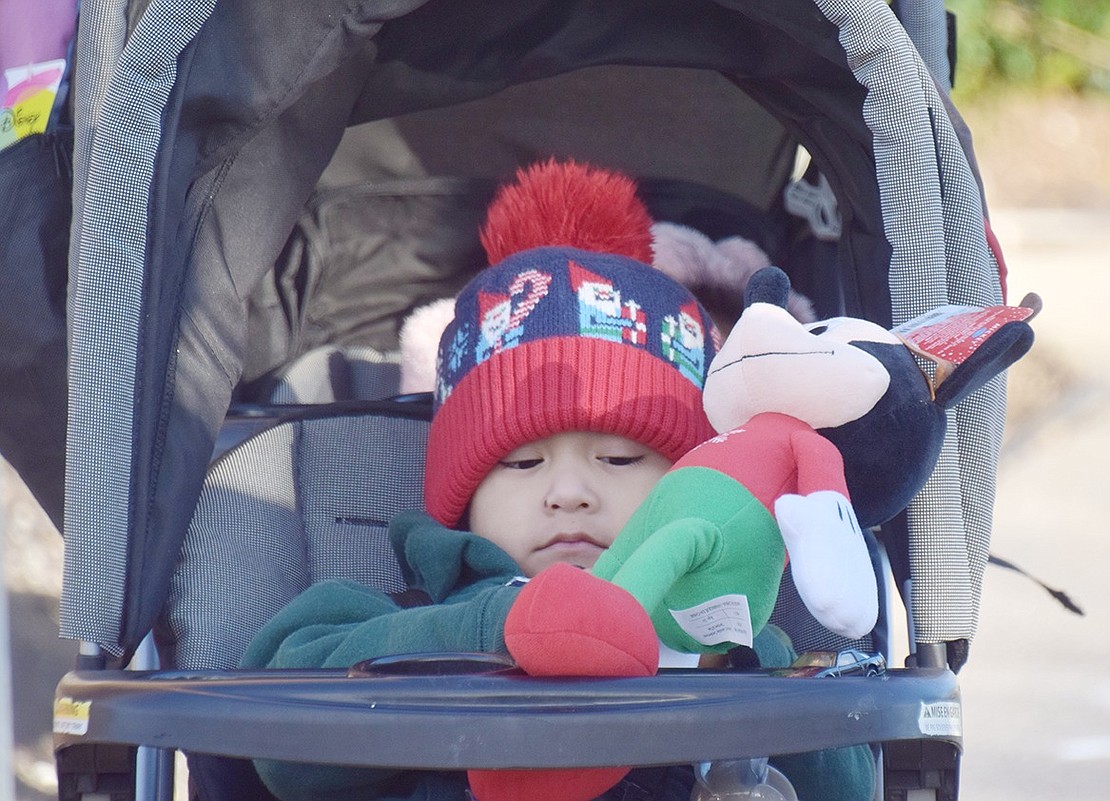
[
  {"left": 240, "top": 510, "right": 873, "bottom": 801},
  {"left": 240, "top": 511, "right": 520, "bottom": 801},
  {"left": 242, "top": 511, "right": 521, "bottom": 672}
]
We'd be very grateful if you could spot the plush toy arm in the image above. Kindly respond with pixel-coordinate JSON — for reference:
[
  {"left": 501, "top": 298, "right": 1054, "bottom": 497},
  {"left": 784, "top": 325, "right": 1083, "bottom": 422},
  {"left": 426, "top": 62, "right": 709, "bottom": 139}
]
[
  {"left": 467, "top": 563, "right": 657, "bottom": 801},
  {"left": 503, "top": 562, "right": 658, "bottom": 677},
  {"left": 592, "top": 518, "right": 722, "bottom": 617},
  {"left": 774, "top": 491, "right": 877, "bottom": 639},
  {"left": 774, "top": 428, "right": 877, "bottom": 639}
]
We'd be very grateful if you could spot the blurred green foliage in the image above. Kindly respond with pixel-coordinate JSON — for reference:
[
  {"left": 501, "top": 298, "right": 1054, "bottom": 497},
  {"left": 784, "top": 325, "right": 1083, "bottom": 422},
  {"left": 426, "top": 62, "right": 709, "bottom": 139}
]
[{"left": 949, "top": 0, "right": 1110, "bottom": 96}]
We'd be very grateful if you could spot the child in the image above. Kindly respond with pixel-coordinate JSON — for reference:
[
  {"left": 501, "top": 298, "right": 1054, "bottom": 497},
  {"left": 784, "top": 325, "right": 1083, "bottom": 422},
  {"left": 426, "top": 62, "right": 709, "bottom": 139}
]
[{"left": 241, "top": 160, "right": 873, "bottom": 801}]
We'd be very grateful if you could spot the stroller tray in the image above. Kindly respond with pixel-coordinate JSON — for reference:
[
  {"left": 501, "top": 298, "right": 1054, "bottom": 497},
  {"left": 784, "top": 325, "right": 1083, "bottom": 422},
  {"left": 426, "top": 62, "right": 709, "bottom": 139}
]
[{"left": 54, "top": 667, "right": 961, "bottom": 768}]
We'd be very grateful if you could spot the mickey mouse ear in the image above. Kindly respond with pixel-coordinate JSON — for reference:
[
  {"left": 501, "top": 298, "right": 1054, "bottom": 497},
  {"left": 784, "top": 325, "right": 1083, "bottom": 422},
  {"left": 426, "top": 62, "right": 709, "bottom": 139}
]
[
  {"left": 743, "top": 266, "right": 791, "bottom": 309},
  {"left": 932, "top": 321, "right": 1035, "bottom": 408}
]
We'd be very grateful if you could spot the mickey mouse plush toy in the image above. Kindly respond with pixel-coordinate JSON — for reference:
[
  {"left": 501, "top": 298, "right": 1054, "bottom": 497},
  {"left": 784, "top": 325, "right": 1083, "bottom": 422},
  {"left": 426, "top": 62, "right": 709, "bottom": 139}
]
[
  {"left": 594, "top": 264, "right": 1036, "bottom": 651},
  {"left": 472, "top": 265, "right": 1036, "bottom": 801}
]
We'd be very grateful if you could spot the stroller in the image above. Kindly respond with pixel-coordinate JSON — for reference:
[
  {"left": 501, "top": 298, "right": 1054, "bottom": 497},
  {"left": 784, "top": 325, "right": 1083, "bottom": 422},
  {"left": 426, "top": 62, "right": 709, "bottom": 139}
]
[{"left": 0, "top": 0, "right": 1012, "bottom": 799}]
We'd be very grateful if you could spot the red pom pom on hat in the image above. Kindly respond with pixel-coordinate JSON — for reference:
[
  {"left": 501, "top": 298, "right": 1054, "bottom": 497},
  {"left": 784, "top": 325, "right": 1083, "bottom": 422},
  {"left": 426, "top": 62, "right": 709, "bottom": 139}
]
[{"left": 480, "top": 159, "right": 654, "bottom": 265}]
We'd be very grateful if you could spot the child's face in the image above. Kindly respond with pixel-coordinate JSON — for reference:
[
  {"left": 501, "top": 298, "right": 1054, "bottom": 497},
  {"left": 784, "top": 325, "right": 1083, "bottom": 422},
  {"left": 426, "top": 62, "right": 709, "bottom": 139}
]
[{"left": 468, "top": 431, "right": 671, "bottom": 576}]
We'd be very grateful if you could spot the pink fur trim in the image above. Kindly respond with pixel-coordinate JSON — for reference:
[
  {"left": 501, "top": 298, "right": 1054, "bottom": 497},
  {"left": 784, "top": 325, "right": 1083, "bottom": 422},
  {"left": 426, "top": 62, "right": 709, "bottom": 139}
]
[{"left": 651, "top": 222, "right": 816, "bottom": 323}]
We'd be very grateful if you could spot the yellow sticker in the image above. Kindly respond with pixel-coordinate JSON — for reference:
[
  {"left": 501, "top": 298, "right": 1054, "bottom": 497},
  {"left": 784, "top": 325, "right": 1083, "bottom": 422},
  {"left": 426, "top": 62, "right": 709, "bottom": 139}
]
[
  {"left": 1, "top": 59, "right": 66, "bottom": 150},
  {"left": 53, "top": 697, "right": 91, "bottom": 736}
]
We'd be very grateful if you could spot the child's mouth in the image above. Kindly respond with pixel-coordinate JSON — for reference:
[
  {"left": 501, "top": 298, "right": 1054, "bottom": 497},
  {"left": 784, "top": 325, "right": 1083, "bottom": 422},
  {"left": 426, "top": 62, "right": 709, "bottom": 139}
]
[{"left": 537, "top": 535, "right": 606, "bottom": 564}]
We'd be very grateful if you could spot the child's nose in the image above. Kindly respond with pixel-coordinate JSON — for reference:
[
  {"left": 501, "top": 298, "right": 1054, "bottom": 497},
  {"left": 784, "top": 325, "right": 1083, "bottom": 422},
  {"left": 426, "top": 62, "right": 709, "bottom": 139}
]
[{"left": 544, "top": 471, "right": 599, "bottom": 512}]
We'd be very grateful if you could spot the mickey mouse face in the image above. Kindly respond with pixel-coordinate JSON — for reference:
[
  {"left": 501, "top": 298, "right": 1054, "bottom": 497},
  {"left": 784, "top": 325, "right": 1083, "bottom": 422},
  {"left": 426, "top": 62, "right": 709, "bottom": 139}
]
[{"left": 702, "top": 303, "right": 897, "bottom": 433}]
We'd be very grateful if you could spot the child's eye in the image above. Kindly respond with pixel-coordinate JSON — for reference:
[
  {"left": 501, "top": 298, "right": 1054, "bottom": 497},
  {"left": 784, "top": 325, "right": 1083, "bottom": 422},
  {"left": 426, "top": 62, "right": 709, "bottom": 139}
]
[
  {"left": 599, "top": 455, "right": 644, "bottom": 467},
  {"left": 499, "top": 458, "right": 544, "bottom": 470}
]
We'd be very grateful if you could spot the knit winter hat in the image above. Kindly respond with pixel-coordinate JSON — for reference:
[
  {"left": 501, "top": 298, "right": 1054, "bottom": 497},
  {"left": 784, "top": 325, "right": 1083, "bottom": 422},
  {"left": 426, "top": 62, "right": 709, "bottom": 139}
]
[{"left": 425, "top": 160, "right": 720, "bottom": 527}]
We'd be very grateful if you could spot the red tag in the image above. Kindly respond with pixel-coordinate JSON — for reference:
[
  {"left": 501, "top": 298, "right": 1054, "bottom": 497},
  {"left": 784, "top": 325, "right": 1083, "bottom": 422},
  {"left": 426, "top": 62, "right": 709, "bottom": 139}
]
[
  {"left": 892, "top": 296, "right": 1039, "bottom": 387},
  {"left": 894, "top": 304, "right": 1034, "bottom": 365}
]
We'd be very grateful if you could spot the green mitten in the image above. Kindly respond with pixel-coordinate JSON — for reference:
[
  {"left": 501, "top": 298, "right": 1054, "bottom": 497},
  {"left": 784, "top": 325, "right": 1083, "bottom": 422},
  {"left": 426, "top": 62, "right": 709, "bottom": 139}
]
[{"left": 592, "top": 466, "right": 785, "bottom": 654}]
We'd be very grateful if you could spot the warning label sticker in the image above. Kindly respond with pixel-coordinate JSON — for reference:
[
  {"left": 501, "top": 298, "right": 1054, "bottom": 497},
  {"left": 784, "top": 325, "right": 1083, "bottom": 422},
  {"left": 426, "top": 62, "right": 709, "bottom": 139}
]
[
  {"left": 894, "top": 304, "right": 1034, "bottom": 365},
  {"left": 919, "top": 700, "right": 962, "bottom": 737}
]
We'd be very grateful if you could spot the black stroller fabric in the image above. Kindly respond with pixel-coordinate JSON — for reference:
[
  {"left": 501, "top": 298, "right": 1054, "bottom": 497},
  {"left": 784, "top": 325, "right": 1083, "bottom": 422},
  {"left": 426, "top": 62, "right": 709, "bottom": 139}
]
[
  {"left": 0, "top": 130, "right": 71, "bottom": 531},
  {"left": 0, "top": 4, "right": 996, "bottom": 800}
]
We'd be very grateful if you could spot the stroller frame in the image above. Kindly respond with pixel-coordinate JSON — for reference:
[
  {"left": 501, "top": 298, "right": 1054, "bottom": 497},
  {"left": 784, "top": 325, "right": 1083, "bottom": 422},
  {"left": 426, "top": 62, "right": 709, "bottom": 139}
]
[
  {"left": 54, "top": 393, "right": 961, "bottom": 801},
  {"left": 0, "top": 0, "right": 1006, "bottom": 799}
]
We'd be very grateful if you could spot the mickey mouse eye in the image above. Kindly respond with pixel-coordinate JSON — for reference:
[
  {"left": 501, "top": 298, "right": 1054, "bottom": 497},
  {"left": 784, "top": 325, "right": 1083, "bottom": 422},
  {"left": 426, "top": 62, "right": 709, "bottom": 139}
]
[{"left": 805, "top": 317, "right": 902, "bottom": 345}]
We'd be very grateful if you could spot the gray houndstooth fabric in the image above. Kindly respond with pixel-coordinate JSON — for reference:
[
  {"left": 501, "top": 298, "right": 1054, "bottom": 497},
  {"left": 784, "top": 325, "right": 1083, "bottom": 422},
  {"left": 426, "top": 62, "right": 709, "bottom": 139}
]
[
  {"left": 815, "top": 0, "right": 1005, "bottom": 644},
  {"left": 163, "top": 411, "right": 425, "bottom": 670},
  {"left": 62, "top": 0, "right": 220, "bottom": 653}
]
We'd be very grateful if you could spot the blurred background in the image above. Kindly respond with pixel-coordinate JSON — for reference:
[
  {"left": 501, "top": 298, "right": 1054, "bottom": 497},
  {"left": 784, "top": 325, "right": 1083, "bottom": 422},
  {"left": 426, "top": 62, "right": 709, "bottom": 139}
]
[
  {"left": 940, "top": 5, "right": 1110, "bottom": 797},
  {"left": 3, "top": 1, "right": 1109, "bottom": 798}
]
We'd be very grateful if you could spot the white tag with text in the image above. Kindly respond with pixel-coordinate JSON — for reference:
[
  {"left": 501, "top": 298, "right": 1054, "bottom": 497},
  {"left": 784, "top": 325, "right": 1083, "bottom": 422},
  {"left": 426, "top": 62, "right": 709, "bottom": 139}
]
[
  {"left": 919, "top": 701, "right": 962, "bottom": 737},
  {"left": 669, "top": 595, "right": 753, "bottom": 647}
]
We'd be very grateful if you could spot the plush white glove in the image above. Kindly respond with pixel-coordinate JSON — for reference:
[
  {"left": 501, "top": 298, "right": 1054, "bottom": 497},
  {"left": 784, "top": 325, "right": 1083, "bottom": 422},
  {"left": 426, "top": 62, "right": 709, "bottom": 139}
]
[{"left": 773, "top": 491, "right": 878, "bottom": 639}]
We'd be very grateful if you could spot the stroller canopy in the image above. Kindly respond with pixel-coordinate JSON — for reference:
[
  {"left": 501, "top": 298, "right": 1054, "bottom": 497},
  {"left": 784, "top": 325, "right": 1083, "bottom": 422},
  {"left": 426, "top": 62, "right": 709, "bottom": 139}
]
[{"left": 47, "top": 0, "right": 1003, "bottom": 661}]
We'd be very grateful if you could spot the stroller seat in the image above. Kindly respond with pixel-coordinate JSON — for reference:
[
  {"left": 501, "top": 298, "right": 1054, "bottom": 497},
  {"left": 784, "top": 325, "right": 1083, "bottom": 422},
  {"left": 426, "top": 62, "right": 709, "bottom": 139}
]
[
  {"left": 154, "top": 402, "right": 432, "bottom": 801},
  {"left": 161, "top": 401, "right": 430, "bottom": 672},
  {"left": 166, "top": 399, "right": 876, "bottom": 801}
]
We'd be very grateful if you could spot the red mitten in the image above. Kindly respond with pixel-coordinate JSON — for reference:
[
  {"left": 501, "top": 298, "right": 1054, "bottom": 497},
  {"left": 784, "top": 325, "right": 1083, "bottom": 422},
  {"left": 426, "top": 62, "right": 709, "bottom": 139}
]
[{"left": 467, "top": 563, "right": 658, "bottom": 801}]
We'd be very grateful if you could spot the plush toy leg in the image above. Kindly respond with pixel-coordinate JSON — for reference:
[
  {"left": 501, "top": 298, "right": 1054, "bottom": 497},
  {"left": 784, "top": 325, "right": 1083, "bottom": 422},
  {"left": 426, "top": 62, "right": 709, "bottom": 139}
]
[
  {"left": 774, "top": 491, "right": 878, "bottom": 640},
  {"left": 503, "top": 562, "right": 659, "bottom": 676},
  {"left": 467, "top": 563, "right": 659, "bottom": 801},
  {"left": 468, "top": 767, "right": 631, "bottom": 801}
]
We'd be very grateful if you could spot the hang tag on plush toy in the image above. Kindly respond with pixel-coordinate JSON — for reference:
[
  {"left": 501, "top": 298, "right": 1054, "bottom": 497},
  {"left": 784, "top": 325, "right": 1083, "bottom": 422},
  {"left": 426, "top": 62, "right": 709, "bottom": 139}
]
[
  {"left": 892, "top": 294, "right": 1040, "bottom": 387},
  {"left": 669, "top": 594, "right": 754, "bottom": 648}
]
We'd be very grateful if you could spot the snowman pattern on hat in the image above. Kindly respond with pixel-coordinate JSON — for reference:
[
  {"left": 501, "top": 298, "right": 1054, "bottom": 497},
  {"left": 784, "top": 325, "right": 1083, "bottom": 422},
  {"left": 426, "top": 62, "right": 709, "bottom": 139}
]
[{"left": 436, "top": 259, "right": 715, "bottom": 404}]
